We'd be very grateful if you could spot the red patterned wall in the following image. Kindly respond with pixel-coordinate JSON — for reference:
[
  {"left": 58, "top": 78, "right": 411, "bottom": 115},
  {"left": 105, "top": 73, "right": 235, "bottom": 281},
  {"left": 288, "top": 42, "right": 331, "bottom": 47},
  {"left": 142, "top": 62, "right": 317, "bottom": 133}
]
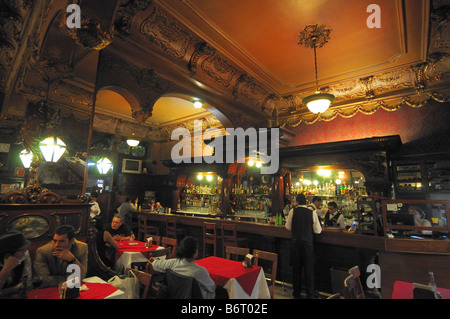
[{"left": 287, "top": 101, "right": 450, "bottom": 148}]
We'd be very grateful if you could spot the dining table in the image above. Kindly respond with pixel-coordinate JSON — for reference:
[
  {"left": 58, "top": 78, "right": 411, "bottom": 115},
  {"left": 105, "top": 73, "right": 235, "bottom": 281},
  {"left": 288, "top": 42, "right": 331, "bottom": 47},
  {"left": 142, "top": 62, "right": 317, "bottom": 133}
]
[
  {"left": 27, "top": 276, "right": 126, "bottom": 299},
  {"left": 114, "top": 240, "right": 165, "bottom": 273},
  {"left": 391, "top": 280, "right": 450, "bottom": 299},
  {"left": 195, "top": 256, "right": 270, "bottom": 299}
]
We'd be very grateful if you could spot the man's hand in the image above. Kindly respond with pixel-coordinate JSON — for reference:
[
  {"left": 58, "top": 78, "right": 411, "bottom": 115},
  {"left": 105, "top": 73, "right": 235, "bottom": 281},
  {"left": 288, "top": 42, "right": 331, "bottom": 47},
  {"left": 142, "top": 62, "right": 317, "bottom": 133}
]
[{"left": 52, "top": 248, "right": 75, "bottom": 262}]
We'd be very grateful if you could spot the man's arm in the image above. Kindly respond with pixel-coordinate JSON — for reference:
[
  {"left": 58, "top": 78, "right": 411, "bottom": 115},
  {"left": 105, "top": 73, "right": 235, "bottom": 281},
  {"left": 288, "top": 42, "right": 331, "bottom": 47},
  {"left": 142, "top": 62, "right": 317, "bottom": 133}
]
[
  {"left": 33, "top": 246, "right": 65, "bottom": 288},
  {"left": 285, "top": 208, "right": 294, "bottom": 231},
  {"left": 313, "top": 212, "right": 322, "bottom": 234}
]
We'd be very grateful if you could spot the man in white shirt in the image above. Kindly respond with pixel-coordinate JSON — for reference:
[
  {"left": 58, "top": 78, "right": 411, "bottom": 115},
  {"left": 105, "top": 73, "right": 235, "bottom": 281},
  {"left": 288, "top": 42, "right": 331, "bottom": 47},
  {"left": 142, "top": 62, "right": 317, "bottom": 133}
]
[
  {"left": 150, "top": 236, "right": 216, "bottom": 299},
  {"left": 89, "top": 192, "right": 101, "bottom": 219},
  {"left": 285, "top": 194, "right": 321, "bottom": 299}
]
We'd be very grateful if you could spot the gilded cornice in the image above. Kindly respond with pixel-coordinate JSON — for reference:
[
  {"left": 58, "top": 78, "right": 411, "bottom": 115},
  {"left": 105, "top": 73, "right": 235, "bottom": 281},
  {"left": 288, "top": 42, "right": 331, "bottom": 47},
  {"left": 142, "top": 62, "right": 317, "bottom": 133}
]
[{"left": 124, "top": 0, "right": 450, "bottom": 126}]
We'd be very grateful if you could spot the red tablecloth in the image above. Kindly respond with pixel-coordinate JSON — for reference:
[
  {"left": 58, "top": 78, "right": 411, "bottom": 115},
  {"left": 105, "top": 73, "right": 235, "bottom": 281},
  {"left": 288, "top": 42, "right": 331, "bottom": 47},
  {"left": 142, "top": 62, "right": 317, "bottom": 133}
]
[
  {"left": 115, "top": 240, "right": 160, "bottom": 259},
  {"left": 391, "top": 280, "right": 450, "bottom": 299},
  {"left": 28, "top": 282, "right": 119, "bottom": 299},
  {"left": 195, "top": 256, "right": 261, "bottom": 296}
]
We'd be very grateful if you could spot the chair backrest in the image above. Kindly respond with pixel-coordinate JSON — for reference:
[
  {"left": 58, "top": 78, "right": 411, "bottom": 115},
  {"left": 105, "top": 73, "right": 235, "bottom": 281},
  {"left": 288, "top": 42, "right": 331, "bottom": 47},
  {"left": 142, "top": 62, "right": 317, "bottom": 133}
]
[
  {"left": 161, "top": 237, "right": 177, "bottom": 259},
  {"left": 144, "top": 234, "right": 161, "bottom": 246},
  {"left": 166, "top": 217, "right": 177, "bottom": 238},
  {"left": 147, "top": 247, "right": 171, "bottom": 259},
  {"left": 327, "top": 292, "right": 341, "bottom": 299},
  {"left": 163, "top": 269, "right": 203, "bottom": 299},
  {"left": 130, "top": 269, "right": 152, "bottom": 299},
  {"left": 253, "top": 249, "right": 278, "bottom": 298},
  {"left": 225, "top": 245, "right": 249, "bottom": 261},
  {"left": 221, "top": 223, "right": 238, "bottom": 242},
  {"left": 138, "top": 214, "right": 147, "bottom": 227},
  {"left": 344, "top": 266, "right": 365, "bottom": 299},
  {"left": 203, "top": 222, "right": 217, "bottom": 240}
]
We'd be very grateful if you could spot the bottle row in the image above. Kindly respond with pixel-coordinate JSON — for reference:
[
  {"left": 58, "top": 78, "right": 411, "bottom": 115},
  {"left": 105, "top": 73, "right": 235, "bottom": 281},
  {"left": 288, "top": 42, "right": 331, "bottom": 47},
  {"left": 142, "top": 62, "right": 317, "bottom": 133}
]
[
  {"left": 183, "top": 184, "right": 222, "bottom": 194},
  {"left": 231, "top": 184, "right": 272, "bottom": 195},
  {"left": 290, "top": 182, "right": 367, "bottom": 197}
]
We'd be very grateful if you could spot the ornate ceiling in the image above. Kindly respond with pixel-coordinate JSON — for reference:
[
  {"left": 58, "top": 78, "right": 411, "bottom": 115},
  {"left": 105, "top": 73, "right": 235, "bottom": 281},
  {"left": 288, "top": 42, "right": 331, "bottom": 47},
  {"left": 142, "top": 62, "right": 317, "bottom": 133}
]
[{"left": 0, "top": 0, "right": 449, "bottom": 144}]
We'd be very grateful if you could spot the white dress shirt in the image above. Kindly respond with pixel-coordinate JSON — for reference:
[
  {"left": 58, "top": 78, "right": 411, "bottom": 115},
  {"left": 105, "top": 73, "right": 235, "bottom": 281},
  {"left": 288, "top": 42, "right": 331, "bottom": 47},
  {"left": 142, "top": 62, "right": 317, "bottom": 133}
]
[{"left": 285, "top": 205, "right": 322, "bottom": 234}]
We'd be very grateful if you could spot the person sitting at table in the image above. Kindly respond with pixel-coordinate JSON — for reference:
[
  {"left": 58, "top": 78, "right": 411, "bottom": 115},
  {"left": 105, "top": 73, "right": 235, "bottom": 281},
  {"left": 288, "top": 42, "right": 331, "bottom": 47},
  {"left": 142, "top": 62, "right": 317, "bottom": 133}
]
[
  {"left": 33, "top": 225, "right": 88, "bottom": 288},
  {"left": 149, "top": 236, "right": 216, "bottom": 299},
  {"left": 408, "top": 206, "right": 433, "bottom": 235},
  {"left": 104, "top": 214, "right": 135, "bottom": 241},
  {"left": 95, "top": 224, "right": 118, "bottom": 268},
  {"left": 323, "top": 201, "right": 346, "bottom": 228},
  {"left": 0, "top": 231, "right": 32, "bottom": 298},
  {"left": 118, "top": 196, "right": 138, "bottom": 227}
]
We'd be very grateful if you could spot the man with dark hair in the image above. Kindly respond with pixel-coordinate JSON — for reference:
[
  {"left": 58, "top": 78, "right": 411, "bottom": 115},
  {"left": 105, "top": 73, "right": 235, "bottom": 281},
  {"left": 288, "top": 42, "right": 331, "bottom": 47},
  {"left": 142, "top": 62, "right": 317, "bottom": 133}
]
[
  {"left": 150, "top": 236, "right": 216, "bottom": 299},
  {"left": 285, "top": 194, "right": 322, "bottom": 299},
  {"left": 33, "top": 225, "right": 88, "bottom": 288},
  {"left": 118, "top": 196, "right": 138, "bottom": 227},
  {"left": 323, "top": 201, "right": 345, "bottom": 228}
]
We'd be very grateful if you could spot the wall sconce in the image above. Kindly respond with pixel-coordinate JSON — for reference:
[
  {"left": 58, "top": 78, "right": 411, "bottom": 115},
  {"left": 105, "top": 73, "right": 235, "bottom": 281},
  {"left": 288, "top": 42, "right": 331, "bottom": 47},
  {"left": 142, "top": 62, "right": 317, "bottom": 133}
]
[
  {"left": 193, "top": 101, "right": 203, "bottom": 109},
  {"left": 19, "top": 149, "right": 33, "bottom": 168},
  {"left": 96, "top": 157, "right": 113, "bottom": 174},
  {"left": 39, "top": 136, "right": 66, "bottom": 162}
]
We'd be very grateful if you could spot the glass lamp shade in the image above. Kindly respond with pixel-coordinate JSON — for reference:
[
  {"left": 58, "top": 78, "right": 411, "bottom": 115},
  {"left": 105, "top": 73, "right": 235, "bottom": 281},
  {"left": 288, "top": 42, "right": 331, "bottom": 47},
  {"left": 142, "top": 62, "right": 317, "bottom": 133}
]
[
  {"left": 126, "top": 139, "right": 139, "bottom": 147},
  {"left": 19, "top": 149, "right": 33, "bottom": 168},
  {"left": 302, "top": 92, "right": 335, "bottom": 114},
  {"left": 39, "top": 136, "right": 66, "bottom": 162},
  {"left": 96, "top": 157, "right": 113, "bottom": 174}
]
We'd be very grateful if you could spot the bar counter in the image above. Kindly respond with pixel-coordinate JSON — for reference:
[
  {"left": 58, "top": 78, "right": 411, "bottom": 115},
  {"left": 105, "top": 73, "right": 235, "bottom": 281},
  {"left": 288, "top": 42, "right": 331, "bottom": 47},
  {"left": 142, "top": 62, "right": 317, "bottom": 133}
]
[
  {"left": 139, "top": 209, "right": 450, "bottom": 298},
  {"left": 138, "top": 210, "right": 391, "bottom": 296}
]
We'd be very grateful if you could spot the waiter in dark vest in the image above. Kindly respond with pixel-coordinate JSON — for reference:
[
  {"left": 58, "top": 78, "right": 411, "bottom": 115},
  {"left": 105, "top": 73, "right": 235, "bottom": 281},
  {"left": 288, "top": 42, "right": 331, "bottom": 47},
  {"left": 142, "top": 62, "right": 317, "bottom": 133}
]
[{"left": 285, "top": 194, "right": 322, "bottom": 299}]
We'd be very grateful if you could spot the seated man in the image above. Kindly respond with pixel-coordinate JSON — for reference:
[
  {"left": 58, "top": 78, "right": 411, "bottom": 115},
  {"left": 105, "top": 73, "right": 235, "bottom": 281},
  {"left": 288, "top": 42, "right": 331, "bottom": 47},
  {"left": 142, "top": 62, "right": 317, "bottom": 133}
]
[
  {"left": 104, "top": 214, "right": 134, "bottom": 241},
  {"left": 149, "top": 236, "right": 216, "bottom": 299},
  {"left": 33, "top": 225, "right": 88, "bottom": 288},
  {"left": 323, "top": 201, "right": 346, "bottom": 228}
]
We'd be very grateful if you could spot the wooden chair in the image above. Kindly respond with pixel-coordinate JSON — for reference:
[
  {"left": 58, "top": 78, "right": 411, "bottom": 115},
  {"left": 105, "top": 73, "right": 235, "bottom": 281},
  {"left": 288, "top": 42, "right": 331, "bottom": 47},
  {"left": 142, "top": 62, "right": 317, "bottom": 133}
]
[
  {"left": 144, "top": 234, "right": 161, "bottom": 246},
  {"left": 253, "top": 249, "right": 278, "bottom": 299},
  {"left": 166, "top": 217, "right": 185, "bottom": 239},
  {"left": 161, "top": 237, "right": 178, "bottom": 259},
  {"left": 220, "top": 224, "right": 248, "bottom": 257},
  {"left": 130, "top": 269, "right": 152, "bottom": 299},
  {"left": 327, "top": 293, "right": 341, "bottom": 299},
  {"left": 225, "top": 245, "right": 249, "bottom": 261},
  {"left": 203, "top": 222, "right": 217, "bottom": 257},
  {"left": 145, "top": 261, "right": 164, "bottom": 298},
  {"left": 148, "top": 247, "right": 171, "bottom": 259},
  {"left": 138, "top": 214, "right": 159, "bottom": 241},
  {"left": 344, "top": 266, "right": 366, "bottom": 299}
]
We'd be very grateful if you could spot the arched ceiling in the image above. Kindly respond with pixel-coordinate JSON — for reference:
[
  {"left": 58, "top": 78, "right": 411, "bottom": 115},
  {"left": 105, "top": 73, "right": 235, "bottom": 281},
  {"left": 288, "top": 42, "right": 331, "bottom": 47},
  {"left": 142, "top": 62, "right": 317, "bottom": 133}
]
[
  {"left": 2, "top": 0, "right": 449, "bottom": 144},
  {"left": 95, "top": 91, "right": 210, "bottom": 127}
]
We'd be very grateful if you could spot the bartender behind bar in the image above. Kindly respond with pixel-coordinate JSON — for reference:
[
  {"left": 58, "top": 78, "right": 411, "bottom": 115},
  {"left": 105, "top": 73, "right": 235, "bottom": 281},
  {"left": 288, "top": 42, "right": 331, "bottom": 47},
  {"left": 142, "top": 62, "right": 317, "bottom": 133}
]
[{"left": 323, "top": 201, "right": 346, "bottom": 228}]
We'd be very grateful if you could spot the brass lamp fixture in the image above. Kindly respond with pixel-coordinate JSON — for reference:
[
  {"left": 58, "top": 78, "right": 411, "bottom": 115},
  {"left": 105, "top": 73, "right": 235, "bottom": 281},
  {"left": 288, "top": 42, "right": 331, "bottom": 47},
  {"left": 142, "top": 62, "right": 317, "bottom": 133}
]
[
  {"left": 126, "top": 133, "right": 139, "bottom": 147},
  {"left": 298, "top": 24, "right": 334, "bottom": 114},
  {"left": 96, "top": 157, "right": 113, "bottom": 174},
  {"left": 39, "top": 136, "right": 67, "bottom": 163},
  {"left": 19, "top": 149, "right": 33, "bottom": 168}
]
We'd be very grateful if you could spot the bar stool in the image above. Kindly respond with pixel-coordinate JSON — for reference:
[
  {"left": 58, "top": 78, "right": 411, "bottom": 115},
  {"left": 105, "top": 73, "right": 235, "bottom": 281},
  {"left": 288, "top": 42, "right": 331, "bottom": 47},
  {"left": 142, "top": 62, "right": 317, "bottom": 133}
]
[
  {"left": 137, "top": 214, "right": 159, "bottom": 241},
  {"left": 220, "top": 223, "right": 248, "bottom": 257},
  {"left": 165, "top": 216, "right": 186, "bottom": 239},
  {"left": 202, "top": 222, "right": 217, "bottom": 257}
]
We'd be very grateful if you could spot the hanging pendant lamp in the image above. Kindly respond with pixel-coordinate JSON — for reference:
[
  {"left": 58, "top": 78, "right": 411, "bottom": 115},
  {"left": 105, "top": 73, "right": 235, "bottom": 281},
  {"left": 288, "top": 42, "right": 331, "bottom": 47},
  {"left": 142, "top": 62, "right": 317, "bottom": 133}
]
[{"left": 298, "top": 24, "right": 335, "bottom": 114}]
